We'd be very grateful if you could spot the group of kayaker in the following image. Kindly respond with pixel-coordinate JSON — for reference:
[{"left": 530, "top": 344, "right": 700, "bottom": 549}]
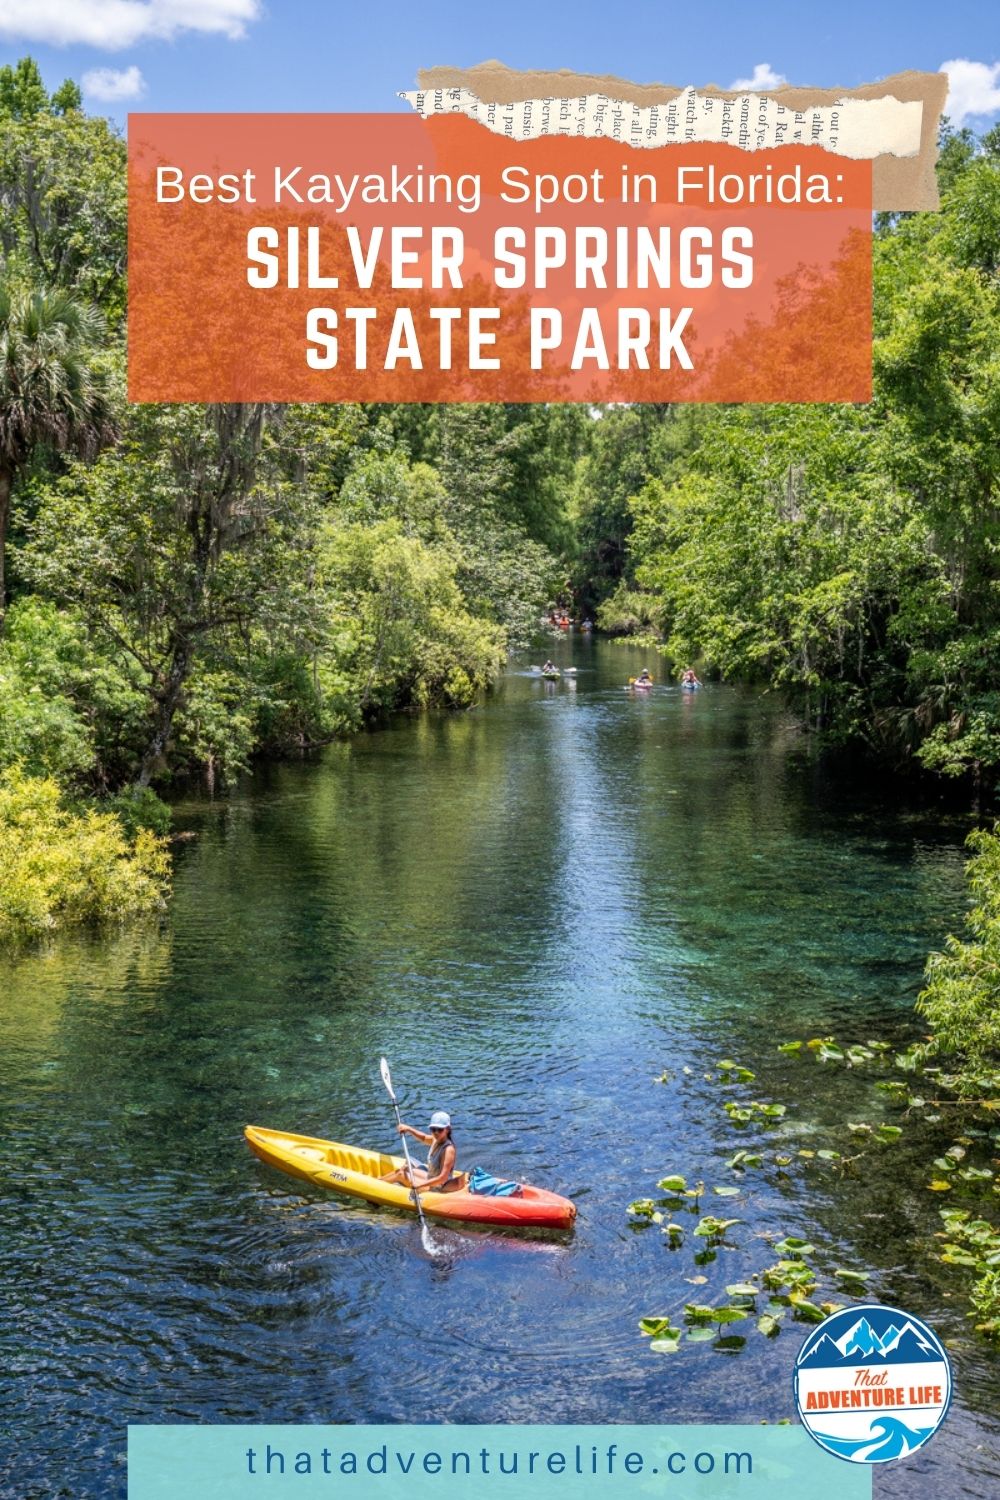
[{"left": 627, "top": 667, "right": 701, "bottom": 689}]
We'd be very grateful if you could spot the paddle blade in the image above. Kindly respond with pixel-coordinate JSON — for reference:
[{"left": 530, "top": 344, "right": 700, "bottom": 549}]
[
  {"left": 379, "top": 1056, "right": 395, "bottom": 1100},
  {"left": 421, "top": 1221, "right": 442, "bottom": 1257}
]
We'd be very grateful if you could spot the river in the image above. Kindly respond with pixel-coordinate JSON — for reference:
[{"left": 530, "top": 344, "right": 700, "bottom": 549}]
[{"left": 3, "top": 637, "right": 999, "bottom": 1498}]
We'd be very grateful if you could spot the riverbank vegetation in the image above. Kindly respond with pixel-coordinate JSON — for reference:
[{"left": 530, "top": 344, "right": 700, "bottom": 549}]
[
  {"left": 590, "top": 126, "right": 1000, "bottom": 792},
  {"left": 0, "top": 766, "right": 168, "bottom": 945},
  {"left": 0, "top": 61, "right": 587, "bottom": 934}
]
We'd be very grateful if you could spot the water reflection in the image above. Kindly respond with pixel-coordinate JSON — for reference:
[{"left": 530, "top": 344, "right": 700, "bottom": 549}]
[{"left": 1, "top": 639, "right": 996, "bottom": 1499}]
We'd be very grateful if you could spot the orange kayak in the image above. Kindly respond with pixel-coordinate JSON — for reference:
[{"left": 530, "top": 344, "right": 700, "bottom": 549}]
[{"left": 245, "top": 1126, "right": 577, "bottom": 1230}]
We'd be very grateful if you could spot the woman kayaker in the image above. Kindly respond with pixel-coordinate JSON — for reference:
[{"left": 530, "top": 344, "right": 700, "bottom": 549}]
[
  {"left": 681, "top": 667, "right": 702, "bottom": 688},
  {"left": 383, "top": 1110, "right": 460, "bottom": 1192},
  {"left": 635, "top": 667, "right": 653, "bottom": 684}
]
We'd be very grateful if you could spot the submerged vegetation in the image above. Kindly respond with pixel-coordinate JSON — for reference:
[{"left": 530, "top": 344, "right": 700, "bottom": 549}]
[
  {"left": 0, "top": 58, "right": 997, "bottom": 1329},
  {"left": 631, "top": 870, "right": 1000, "bottom": 1355}
]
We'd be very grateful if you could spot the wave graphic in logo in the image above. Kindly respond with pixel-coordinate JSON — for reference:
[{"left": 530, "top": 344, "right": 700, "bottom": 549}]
[{"left": 809, "top": 1418, "right": 936, "bottom": 1462}]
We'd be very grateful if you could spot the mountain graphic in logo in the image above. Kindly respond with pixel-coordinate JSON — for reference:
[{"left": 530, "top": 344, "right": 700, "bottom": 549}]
[{"left": 799, "top": 1314, "right": 939, "bottom": 1368}]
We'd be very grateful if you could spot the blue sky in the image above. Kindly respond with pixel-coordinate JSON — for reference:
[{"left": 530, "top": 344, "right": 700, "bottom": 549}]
[{"left": 0, "top": 0, "right": 997, "bottom": 129}]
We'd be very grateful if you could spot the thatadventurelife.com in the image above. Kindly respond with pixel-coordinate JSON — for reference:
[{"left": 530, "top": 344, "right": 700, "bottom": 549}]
[{"left": 242, "top": 1439, "right": 755, "bottom": 1480}]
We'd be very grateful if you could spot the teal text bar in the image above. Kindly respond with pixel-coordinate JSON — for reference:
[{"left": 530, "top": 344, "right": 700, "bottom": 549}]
[{"left": 128, "top": 1424, "right": 871, "bottom": 1499}]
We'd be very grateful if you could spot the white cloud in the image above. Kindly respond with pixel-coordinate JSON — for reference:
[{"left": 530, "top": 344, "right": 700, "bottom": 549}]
[
  {"left": 82, "top": 64, "right": 146, "bottom": 101},
  {"left": 0, "top": 0, "right": 261, "bottom": 51},
  {"left": 729, "top": 63, "right": 787, "bottom": 93},
  {"left": 941, "top": 58, "right": 1000, "bottom": 126}
]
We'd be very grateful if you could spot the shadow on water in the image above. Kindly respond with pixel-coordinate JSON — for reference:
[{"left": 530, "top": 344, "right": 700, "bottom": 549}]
[{"left": 1, "top": 636, "right": 998, "bottom": 1498}]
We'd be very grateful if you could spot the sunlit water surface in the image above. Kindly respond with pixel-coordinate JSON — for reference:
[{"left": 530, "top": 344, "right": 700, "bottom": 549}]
[{"left": 3, "top": 638, "right": 999, "bottom": 1498}]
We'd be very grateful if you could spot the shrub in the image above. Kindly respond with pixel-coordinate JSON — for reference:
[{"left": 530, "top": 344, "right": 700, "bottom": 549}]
[
  {"left": 0, "top": 767, "right": 170, "bottom": 946},
  {"left": 917, "top": 825, "right": 1000, "bottom": 1095}
]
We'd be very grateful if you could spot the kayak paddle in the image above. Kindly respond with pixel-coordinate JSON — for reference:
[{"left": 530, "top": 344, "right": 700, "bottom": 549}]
[{"left": 379, "top": 1056, "right": 439, "bottom": 1256}]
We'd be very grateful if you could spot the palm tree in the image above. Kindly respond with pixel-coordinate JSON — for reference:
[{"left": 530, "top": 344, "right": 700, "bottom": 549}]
[{"left": 0, "top": 287, "right": 115, "bottom": 624}]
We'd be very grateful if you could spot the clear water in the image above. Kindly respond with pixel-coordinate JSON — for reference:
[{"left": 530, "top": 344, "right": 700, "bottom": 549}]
[{"left": 2, "top": 637, "right": 998, "bottom": 1499}]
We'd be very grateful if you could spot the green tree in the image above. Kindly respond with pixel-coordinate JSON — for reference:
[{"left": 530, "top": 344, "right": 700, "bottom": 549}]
[
  {"left": 0, "top": 57, "right": 54, "bottom": 120},
  {"left": 0, "top": 596, "right": 146, "bottom": 783},
  {"left": 434, "top": 405, "right": 560, "bottom": 644},
  {"left": 318, "top": 517, "right": 505, "bottom": 713},
  {"left": 0, "top": 60, "right": 127, "bottom": 317},
  {"left": 0, "top": 286, "right": 114, "bottom": 620},
  {"left": 23, "top": 402, "right": 307, "bottom": 786}
]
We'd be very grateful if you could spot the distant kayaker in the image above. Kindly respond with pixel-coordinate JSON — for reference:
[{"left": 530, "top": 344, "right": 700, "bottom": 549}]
[
  {"left": 681, "top": 668, "right": 702, "bottom": 687},
  {"left": 383, "top": 1110, "right": 460, "bottom": 1193},
  {"left": 635, "top": 668, "right": 653, "bottom": 684},
  {"left": 542, "top": 659, "right": 556, "bottom": 673}
]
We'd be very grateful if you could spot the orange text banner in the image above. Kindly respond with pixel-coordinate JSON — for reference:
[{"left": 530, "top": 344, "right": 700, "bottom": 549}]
[{"left": 128, "top": 114, "right": 872, "bottom": 403}]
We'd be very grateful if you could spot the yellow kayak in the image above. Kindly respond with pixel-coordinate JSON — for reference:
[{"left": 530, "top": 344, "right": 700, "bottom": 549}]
[{"left": 244, "top": 1125, "right": 576, "bottom": 1229}]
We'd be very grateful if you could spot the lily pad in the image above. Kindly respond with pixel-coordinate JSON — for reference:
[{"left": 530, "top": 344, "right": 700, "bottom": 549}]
[
  {"left": 774, "top": 1237, "right": 815, "bottom": 1258},
  {"left": 694, "top": 1215, "right": 741, "bottom": 1238},
  {"left": 686, "top": 1326, "right": 717, "bottom": 1343},
  {"left": 757, "top": 1313, "right": 782, "bottom": 1337},
  {"left": 939, "top": 1248, "right": 978, "bottom": 1267},
  {"left": 791, "top": 1298, "right": 828, "bottom": 1323},
  {"left": 684, "top": 1303, "right": 716, "bottom": 1321},
  {"left": 727, "top": 1150, "right": 763, "bottom": 1170},
  {"left": 715, "top": 1306, "right": 749, "bottom": 1324},
  {"left": 657, "top": 1175, "right": 687, "bottom": 1193}
]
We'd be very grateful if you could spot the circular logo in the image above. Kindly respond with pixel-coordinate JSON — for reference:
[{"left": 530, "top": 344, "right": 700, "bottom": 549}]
[{"left": 793, "top": 1303, "right": 951, "bottom": 1463}]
